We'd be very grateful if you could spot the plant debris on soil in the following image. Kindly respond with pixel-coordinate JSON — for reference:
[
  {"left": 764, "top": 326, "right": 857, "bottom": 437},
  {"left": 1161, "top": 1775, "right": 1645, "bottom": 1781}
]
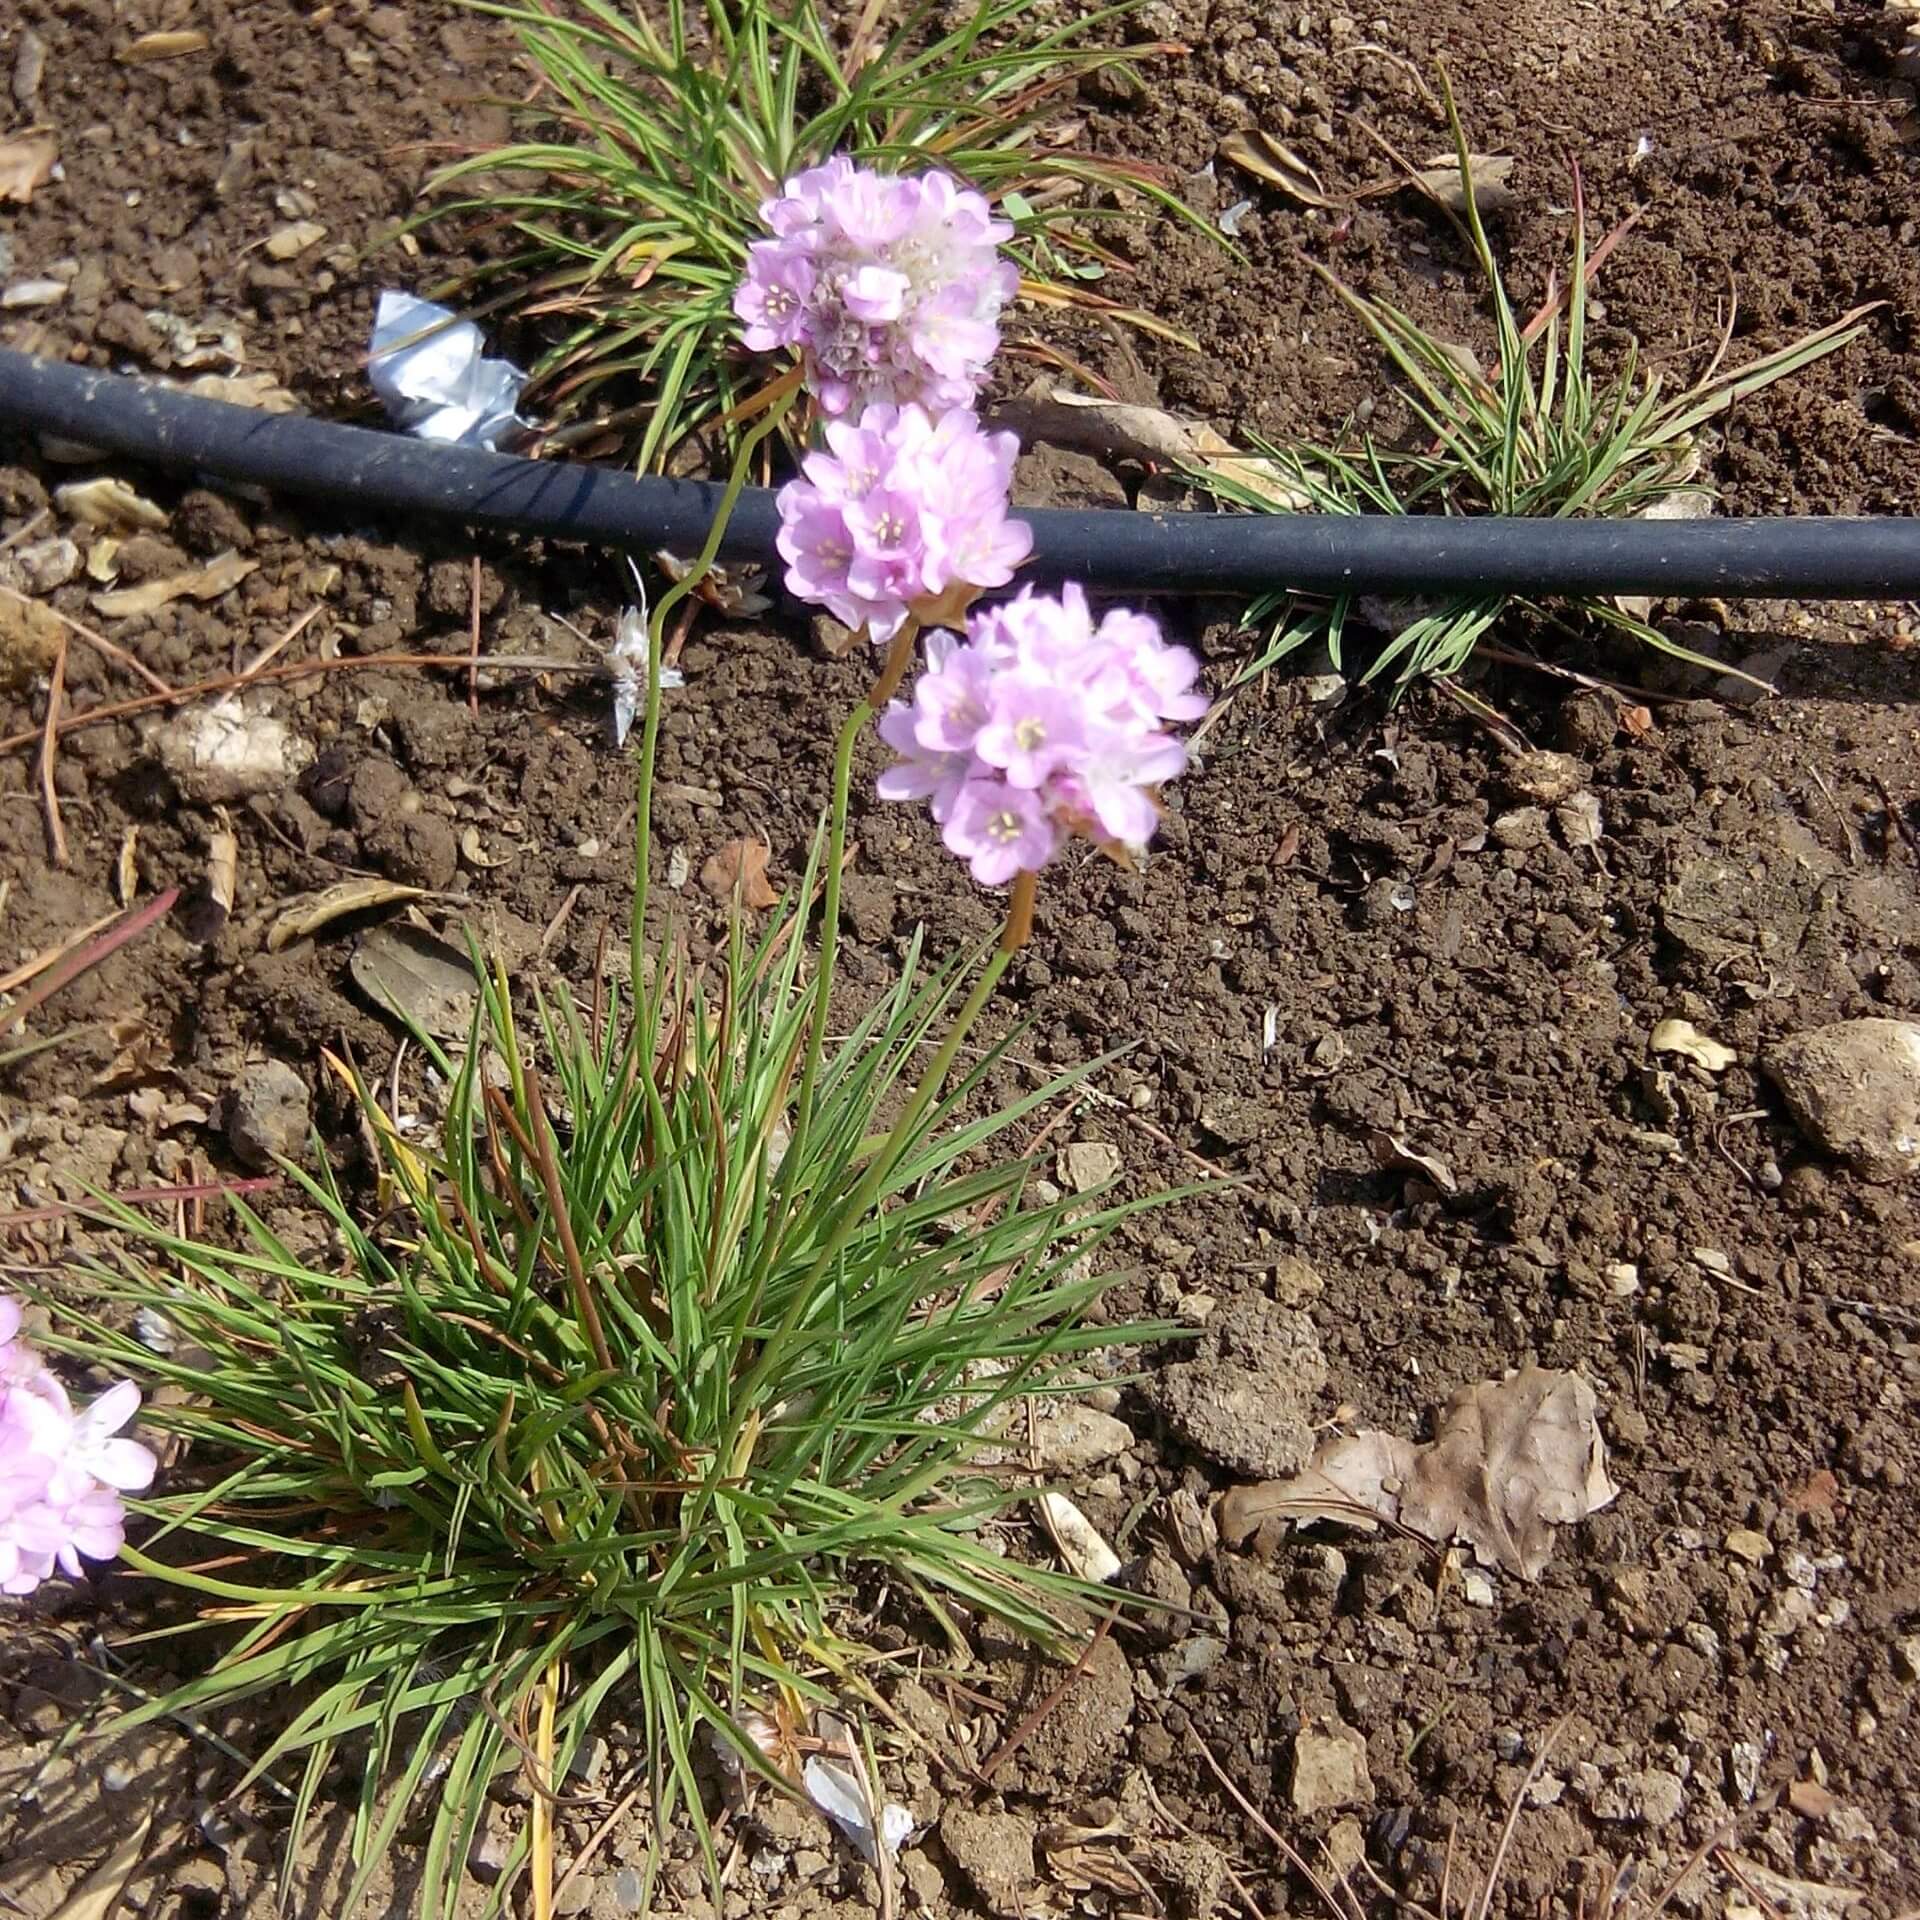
[{"left": 2, "top": 1, "right": 1918, "bottom": 1917}]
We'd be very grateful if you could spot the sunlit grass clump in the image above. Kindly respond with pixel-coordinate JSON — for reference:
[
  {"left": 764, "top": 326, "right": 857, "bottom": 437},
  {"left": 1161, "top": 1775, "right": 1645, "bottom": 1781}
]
[
  {"left": 56, "top": 841, "right": 1162, "bottom": 1915},
  {"left": 426, "top": 0, "right": 1196, "bottom": 468},
  {"left": 1205, "top": 83, "right": 1872, "bottom": 691}
]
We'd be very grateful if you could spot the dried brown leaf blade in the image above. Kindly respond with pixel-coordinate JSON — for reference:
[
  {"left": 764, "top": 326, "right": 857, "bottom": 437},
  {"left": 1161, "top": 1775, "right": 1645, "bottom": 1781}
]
[
  {"left": 266, "top": 880, "right": 428, "bottom": 952},
  {"left": 48, "top": 1814, "right": 151, "bottom": 1920},
  {"left": 1219, "top": 129, "right": 1344, "bottom": 209},
  {"left": 92, "top": 550, "right": 258, "bottom": 619},
  {"left": 1410, "top": 150, "right": 1517, "bottom": 215},
  {"left": 118, "top": 30, "right": 209, "bottom": 61},
  {"left": 1002, "top": 387, "right": 1311, "bottom": 512},
  {"left": 349, "top": 925, "right": 479, "bottom": 1040}
]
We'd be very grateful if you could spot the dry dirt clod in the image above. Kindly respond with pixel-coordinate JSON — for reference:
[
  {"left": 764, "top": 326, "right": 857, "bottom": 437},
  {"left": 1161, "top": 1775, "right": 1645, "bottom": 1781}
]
[
  {"left": 1763, "top": 1019, "right": 1920, "bottom": 1182},
  {"left": 1145, "top": 1297, "right": 1328, "bottom": 1479},
  {"left": 938, "top": 1806, "right": 1038, "bottom": 1919},
  {"left": 227, "top": 1060, "right": 310, "bottom": 1169},
  {"left": 0, "top": 132, "right": 57, "bottom": 205},
  {"left": 0, "top": 535, "right": 81, "bottom": 594}
]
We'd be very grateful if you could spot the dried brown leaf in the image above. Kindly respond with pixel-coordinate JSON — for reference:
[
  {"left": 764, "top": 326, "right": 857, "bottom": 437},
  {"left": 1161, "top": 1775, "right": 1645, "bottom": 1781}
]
[
  {"left": 115, "top": 827, "right": 139, "bottom": 908},
  {"left": 0, "top": 134, "right": 58, "bottom": 206},
  {"left": 1220, "top": 1365, "right": 1617, "bottom": 1579},
  {"left": 350, "top": 925, "right": 478, "bottom": 1039},
  {"left": 183, "top": 371, "right": 300, "bottom": 414},
  {"left": 1219, "top": 129, "right": 1345, "bottom": 209},
  {"left": 1367, "top": 1127, "right": 1458, "bottom": 1194},
  {"left": 92, "top": 549, "right": 257, "bottom": 619},
  {"left": 266, "top": 879, "right": 428, "bottom": 952},
  {"left": 118, "top": 30, "right": 209, "bottom": 62},
  {"left": 48, "top": 1815, "right": 151, "bottom": 1920},
  {"left": 700, "top": 838, "right": 779, "bottom": 910},
  {"left": 1409, "top": 151, "right": 1516, "bottom": 215}
]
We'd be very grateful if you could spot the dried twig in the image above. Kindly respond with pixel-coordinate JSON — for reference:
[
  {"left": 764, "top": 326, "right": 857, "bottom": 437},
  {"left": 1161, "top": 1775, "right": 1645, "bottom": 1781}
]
[
  {"left": 979, "top": 1604, "right": 1120, "bottom": 1783},
  {"left": 0, "top": 886, "right": 179, "bottom": 1040},
  {"left": 238, "top": 604, "right": 323, "bottom": 684},
  {"left": 0, "top": 506, "right": 51, "bottom": 555},
  {"left": 1803, "top": 761, "right": 1859, "bottom": 866},
  {"left": 0, "top": 1172, "right": 278, "bottom": 1232},
  {"left": 1190, "top": 1735, "right": 1355, "bottom": 1920},
  {"left": 468, "top": 555, "right": 483, "bottom": 718},
  {"left": 37, "top": 633, "right": 68, "bottom": 866}
]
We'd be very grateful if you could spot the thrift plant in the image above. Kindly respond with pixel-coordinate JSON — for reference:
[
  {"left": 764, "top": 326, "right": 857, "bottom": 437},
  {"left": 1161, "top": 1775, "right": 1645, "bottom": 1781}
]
[{"left": 422, "top": 0, "right": 1205, "bottom": 469}]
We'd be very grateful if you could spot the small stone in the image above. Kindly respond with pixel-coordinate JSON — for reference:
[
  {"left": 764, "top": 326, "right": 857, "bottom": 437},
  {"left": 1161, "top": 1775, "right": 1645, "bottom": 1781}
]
[
  {"left": 1290, "top": 1716, "right": 1374, "bottom": 1816},
  {"left": 1762, "top": 1019, "right": 1920, "bottom": 1183},
  {"left": 2, "top": 280, "right": 68, "bottom": 310},
  {"left": 1060, "top": 1141, "right": 1122, "bottom": 1193},
  {"left": 265, "top": 220, "right": 327, "bottom": 260},
  {"left": 1758, "top": 1586, "right": 1817, "bottom": 1639},
  {"left": 553, "top": 1872, "right": 595, "bottom": 1916},
  {"left": 1605, "top": 1262, "right": 1641, "bottom": 1298},
  {"left": 1635, "top": 1767, "right": 1686, "bottom": 1828},
  {"left": 1494, "top": 1729, "right": 1525, "bottom": 1763},
  {"left": 1325, "top": 1819, "right": 1365, "bottom": 1877},
  {"left": 1725, "top": 1528, "right": 1771, "bottom": 1565},
  {"left": 610, "top": 1866, "right": 647, "bottom": 1914},
  {"left": 0, "top": 535, "right": 80, "bottom": 593},
  {"left": 1892, "top": 1634, "right": 1920, "bottom": 1682},
  {"left": 1729, "top": 1740, "right": 1764, "bottom": 1802},
  {"left": 1030, "top": 1403, "right": 1135, "bottom": 1473},
  {"left": 227, "top": 1060, "right": 311, "bottom": 1170},
  {"left": 1525, "top": 1773, "right": 1564, "bottom": 1808},
  {"left": 1461, "top": 1569, "right": 1496, "bottom": 1607},
  {"left": 1492, "top": 805, "right": 1550, "bottom": 851}
]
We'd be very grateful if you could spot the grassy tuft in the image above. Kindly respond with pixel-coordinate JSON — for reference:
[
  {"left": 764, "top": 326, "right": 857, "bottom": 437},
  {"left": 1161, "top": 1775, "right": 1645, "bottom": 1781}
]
[
  {"left": 53, "top": 891, "right": 1172, "bottom": 1912},
  {"left": 1200, "top": 76, "right": 1873, "bottom": 693},
  {"left": 420, "top": 0, "right": 1205, "bottom": 470}
]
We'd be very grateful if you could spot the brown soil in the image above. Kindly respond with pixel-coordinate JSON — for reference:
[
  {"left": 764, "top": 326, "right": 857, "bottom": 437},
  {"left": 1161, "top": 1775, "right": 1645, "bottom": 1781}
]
[{"left": 2, "top": 2, "right": 1918, "bottom": 1918}]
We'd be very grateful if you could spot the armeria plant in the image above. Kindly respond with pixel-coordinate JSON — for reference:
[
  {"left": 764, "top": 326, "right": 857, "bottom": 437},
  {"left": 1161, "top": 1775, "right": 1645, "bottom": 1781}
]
[
  {"left": 424, "top": 0, "right": 1202, "bottom": 469},
  {"left": 13, "top": 158, "right": 1206, "bottom": 1918},
  {"left": 1202, "top": 80, "right": 1873, "bottom": 693}
]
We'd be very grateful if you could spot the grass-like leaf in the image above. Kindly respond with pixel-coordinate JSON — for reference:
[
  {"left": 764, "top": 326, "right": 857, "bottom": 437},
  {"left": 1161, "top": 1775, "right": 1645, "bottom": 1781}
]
[
  {"left": 1200, "top": 74, "right": 1875, "bottom": 693},
  {"left": 419, "top": 0, "right": 1208, "bottom": 469}
]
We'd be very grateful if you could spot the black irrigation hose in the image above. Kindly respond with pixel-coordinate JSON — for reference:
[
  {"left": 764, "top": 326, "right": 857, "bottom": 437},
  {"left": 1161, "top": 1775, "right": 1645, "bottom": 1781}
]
[{"left": 3, "top": 349, "right": 1919, "bottom": 599}]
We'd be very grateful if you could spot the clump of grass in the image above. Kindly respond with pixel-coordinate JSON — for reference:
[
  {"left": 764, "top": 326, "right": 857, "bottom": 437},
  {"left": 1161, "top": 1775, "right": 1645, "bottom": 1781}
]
[
  {"left": 1202, "top": 78, "right": 1873, "bottom": 692},
  {"left": 423, "top": 0, "right": 1201, "bottom": 469},
  {"left": 43, "top": 467, "right": 1178, "bottom": 1912}
]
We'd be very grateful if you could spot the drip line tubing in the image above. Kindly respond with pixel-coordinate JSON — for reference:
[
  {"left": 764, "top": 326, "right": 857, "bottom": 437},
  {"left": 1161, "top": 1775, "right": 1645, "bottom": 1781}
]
[{"left": 3, "top": 350, "right": 1918, "bottom": 599}]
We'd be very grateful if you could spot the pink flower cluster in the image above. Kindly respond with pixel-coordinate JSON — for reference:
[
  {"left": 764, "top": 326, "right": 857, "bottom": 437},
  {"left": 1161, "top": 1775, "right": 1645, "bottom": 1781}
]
[
  {"left": 878, "top": 585, "right": 1205, "bottom": 885},
  {"left": 776, "top": 402, "right": 1032, "bottom": 642},
  {"left": 1, "top": 1297, "right": 155, "bottom": 1597},
  {"left": 734, "top": 156, "right": 1019, "bottom": 416}
]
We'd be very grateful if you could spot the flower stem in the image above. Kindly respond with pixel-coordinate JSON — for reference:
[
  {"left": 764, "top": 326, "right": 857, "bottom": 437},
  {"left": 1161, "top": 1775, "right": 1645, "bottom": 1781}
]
[
  {"left": 631, "top": 392, "right": 795, "bottom": 1007},
  {"left": 1000, "top": 870, "right": 1038, "bottom": 953},
  {"left": 867, "top": 617, "right": 920, "bottom": 708},
  {"left": 785, "top": 694, "right": 868, "bottom": 1173}
]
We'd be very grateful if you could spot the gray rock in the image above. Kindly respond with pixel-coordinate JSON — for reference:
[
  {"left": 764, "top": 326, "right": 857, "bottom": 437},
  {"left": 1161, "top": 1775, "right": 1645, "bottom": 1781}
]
[
  {"left": 1059, "top": 1141, "right": 1122, "bottom": 1193},
  {"left": 1030, "top": 1402, "right": 1134, "bottom": 1473},
  {"left": 1290, "top": 1717, "right": 1373, "bottom": 1816},
  {"left": 1763, "top": 1019, "right": 1920, "bottom": 1183},
  {"left": 226, "top": 1060, "right": 310, "bottom": 1169},
  {"left": 1635, "top": 1767, "right": 1686, "bottom": 1828}
]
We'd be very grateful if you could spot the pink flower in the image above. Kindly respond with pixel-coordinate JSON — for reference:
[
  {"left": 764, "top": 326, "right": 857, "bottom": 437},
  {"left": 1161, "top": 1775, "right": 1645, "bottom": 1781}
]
[
  {"left": 0, "top": 1295, "right": 155, "bottom": 1597},
  {"left": 733, "top": 157, "right": 1018, "bottom": 416},
  {"left": 775, "top": 403, "right": 1031, "bottom": 643},
  {"left": 878, "top": 587, "right": 1204, "bottom": 887}
]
